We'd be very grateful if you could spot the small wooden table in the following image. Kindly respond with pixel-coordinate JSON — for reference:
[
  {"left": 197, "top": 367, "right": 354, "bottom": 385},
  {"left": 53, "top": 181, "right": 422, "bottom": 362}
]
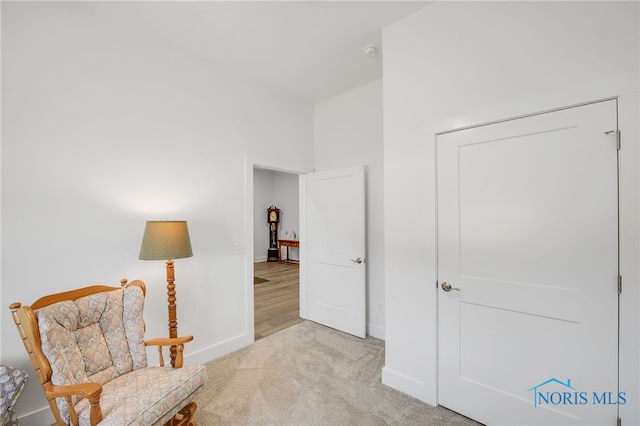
[{"left": 277, "top": 239, "right": 299, "bottom": 264}]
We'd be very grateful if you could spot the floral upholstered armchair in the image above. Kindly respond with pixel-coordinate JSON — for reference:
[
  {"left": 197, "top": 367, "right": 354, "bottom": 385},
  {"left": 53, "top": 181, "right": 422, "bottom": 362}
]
[
  {"left": 0, "top": 365, "right": 28, "bottom": 425},
  {"left": 9, "top": 279, "right": 206, "bottom": 426}
]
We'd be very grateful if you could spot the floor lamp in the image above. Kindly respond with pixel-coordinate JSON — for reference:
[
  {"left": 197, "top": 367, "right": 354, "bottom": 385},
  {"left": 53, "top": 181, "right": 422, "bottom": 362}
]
[{"left": 139, "top": 220, "right": 193, "bottom": 367}]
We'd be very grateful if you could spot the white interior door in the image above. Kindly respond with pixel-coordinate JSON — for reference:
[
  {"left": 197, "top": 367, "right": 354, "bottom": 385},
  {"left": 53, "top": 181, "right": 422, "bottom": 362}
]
[
  {"left": 437, "top": 100, "right": 619, "bottom": 425},
  {"left": 301, "top": 166, "right": 366, "bottom": 338}
]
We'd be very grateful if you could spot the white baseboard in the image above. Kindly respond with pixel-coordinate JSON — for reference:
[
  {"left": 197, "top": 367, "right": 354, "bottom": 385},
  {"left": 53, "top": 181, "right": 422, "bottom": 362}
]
[
  {"left": 381, "top": 366, "right": 435, "bottom": 406},
  {"left": 185, "top": 331, "right": 252, "bottom": 365},
  {"left": 18, "top": 406, "right": 55, "bottom": 426},
  {"left": 254, "top": 256, "right": 267, "bottom": 263},
  {"left": 367, "top": 322, "right": 385, "bottom": 340}
]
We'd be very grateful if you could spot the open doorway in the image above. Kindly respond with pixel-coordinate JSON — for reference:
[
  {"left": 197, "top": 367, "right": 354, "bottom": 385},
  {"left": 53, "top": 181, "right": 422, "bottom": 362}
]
[
  {"left": 252, "top": 167, "right": 302, "bottom": 340},
  {"left": 254, "top": 261, "right": 302, "bottom": 340}
]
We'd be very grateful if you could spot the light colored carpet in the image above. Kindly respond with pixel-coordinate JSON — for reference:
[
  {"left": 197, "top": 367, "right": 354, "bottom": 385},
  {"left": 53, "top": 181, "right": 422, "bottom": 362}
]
[{"left": 193, "top": 320, "right": 481, "bottom": 426}]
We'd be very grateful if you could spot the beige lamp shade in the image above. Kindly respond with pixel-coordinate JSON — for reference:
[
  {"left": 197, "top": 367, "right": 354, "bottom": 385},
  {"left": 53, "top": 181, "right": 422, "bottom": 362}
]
[{"left": 139, "top": 221, "right": 193, "bottom": 260}]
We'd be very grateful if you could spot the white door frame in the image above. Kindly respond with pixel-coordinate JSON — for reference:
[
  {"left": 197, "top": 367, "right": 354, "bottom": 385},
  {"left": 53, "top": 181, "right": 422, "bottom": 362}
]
[
  {"left": 434, "top": 97, "right": 620, "bottom": 424},
  {"left": 243, "top": 155, "right": 312, "bottom": 342}
]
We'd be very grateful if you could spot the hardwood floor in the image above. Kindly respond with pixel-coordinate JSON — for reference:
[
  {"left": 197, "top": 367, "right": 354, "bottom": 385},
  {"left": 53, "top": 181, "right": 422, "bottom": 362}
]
[{"left": 254, "top": 261, "right": 303, "bottom": 340}]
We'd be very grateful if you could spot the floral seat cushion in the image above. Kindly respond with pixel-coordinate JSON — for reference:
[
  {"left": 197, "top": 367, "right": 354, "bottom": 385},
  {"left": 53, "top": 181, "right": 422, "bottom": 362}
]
[{"left": 73, "top": 365, "right": 206, "bottom": 426}]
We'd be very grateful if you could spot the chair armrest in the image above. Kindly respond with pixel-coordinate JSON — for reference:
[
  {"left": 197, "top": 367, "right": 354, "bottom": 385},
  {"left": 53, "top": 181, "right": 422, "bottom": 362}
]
[
  {"left": 43, "top": 382, "right": 103, "bottom": 426},
  {"left": 43, "top": 382, "right": 102, "bottom": 399},
  {"left": 145, "top": 335, "right": 194, "bottom": 347},
  {"left": 145, "top": 335, "right": 194, "bottom": 368}
]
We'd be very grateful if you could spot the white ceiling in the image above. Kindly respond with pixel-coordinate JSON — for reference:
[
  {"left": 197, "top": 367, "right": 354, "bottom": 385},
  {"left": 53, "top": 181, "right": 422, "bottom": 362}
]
[{"left": 99, "top": 1, "right": 430, "bottom": 103}]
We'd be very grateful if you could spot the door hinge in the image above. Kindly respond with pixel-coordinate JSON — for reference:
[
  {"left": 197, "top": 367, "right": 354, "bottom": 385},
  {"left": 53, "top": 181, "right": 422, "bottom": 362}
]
[
  {"left": 605, "top": 129, "right": 621, "bottom": 150},
  {"left": 617, "top": 275, "right": 622, "bottom": 294}
]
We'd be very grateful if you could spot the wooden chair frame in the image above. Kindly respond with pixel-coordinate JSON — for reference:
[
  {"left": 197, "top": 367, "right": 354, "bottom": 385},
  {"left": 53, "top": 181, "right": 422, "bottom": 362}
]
[{"left": 9, "top": 279, "right": 199, "bottom": 426}]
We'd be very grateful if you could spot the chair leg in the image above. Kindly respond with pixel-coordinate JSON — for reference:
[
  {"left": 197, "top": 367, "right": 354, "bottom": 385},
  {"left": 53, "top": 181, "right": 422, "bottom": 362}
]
[{"left": 164, "top": 402, "right": 197, "bottom": 426}]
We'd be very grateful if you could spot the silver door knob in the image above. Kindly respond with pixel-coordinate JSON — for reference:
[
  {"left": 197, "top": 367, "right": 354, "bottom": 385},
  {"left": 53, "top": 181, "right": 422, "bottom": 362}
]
[
  {"left": 441, "top": 282, "right": 460, "bottom": 292},
  {"left": 350, "top": 257, "right": 364, "bottom": 264}
]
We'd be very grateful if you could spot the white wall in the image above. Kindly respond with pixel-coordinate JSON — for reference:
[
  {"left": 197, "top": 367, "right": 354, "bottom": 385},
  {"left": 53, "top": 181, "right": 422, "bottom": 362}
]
[
  {"left": 314, "top": 79, "right": 385, "bottom": 339},
  {"left": 253, "top": 169, "right": 299, "bottom": 262},
  {"left": 1, "top": 3, "right": 313, "bottom": 423},
  {"left": 382, "top": 1, "right": 639, "bottom": 423}
]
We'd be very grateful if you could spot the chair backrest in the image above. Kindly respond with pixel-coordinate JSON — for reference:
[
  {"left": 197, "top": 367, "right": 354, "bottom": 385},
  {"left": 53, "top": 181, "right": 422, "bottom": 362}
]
[{"left": 9, "top": 280, "right": 147, "bottom": 424}]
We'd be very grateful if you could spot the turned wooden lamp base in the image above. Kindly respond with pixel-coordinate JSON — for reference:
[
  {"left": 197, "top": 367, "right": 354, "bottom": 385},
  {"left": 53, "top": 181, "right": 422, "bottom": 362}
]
[{"left": 166, "top": 259, "right": 179, "bottom": 368}]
